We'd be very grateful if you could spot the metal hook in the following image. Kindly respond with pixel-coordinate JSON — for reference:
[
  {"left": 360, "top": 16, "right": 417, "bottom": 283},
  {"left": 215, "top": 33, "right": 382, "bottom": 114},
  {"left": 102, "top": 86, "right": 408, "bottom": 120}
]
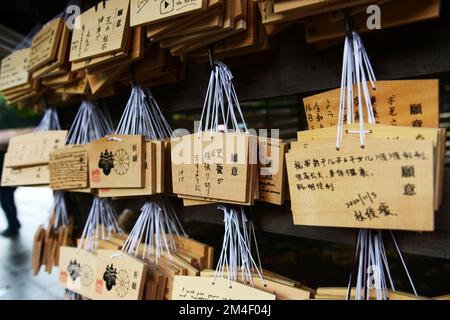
[
  {"left": 344, "top": 9, "right": 353, "bottom": 38},
  {"left": 130, "top": 63, "right": 137, "bottom": 87},
  {"left": 208, "top": 45, "right": 215, "bottom": 71}
]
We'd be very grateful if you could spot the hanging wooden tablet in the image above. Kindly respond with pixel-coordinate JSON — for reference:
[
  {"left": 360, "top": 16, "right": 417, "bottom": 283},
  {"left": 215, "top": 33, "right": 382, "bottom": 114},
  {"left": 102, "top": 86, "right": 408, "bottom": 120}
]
[
  {"left": 171, "top": 132, "right": 254, "bottom": 204},
  {"left": 28, "top": 17, "right": 64, "bottom": 72},
  {"left": 303, "top": 80, "right": 439, "bottom": 130},
  {"left": 172, "top": 236, "right": 214, "bottom": 270},
  {"left": 130, "top": 0, "right": 208, "bottom": 26},
  {"left": 0, "top": 48, "right": 31, "bottom": 92},
  {"left": 258, "top": 137, "right": 287, "bottom": 205},
  {"left": 3, "top": 130, "right": 67, "bottom": 168},
  {"left": 172, "top": 276, "right": 276, "bottom": 300},
  {"left": 153, "top": 4, "right": 225, "bottom": 42},
  {"left": 31, "top": 225, "right": 46, "bottom": 275},
  {"left": 49, "top": 145, "right": 89, "bottom": 190},
  {"left": 55, "top": 77, "right": 90, "bottom": 95},
  {"left": 200, "top": 271, "right": 312, "bottom": 300},
  {"left": 286, "top": 138, "right": 434, "bottom": 231},
  {"left": 94, "top": 250, "right": 147, "bottom": 300},
  {"left": 1, "top": 165, "right": 49, "bottom": 186},
  {"left": 166, "top": 0, "right": 238, "bottom": 55},
  {"left": 31, "top": 21, "right": 70, "bottom": 79},
  {"left": 88, "top": 134, "right": 145, "bottom": 189},
  {"left": 98, "top": 140, "right": 156, "bottom": 197},
  {"left": 58, "top": 246, "right": 97, "bottom": 299},
  {"left": 69, "top": 0, "right": 131, "bottom": 62},
  {"left": 295, "top": 124, "right": 442, "bottom": 210}
]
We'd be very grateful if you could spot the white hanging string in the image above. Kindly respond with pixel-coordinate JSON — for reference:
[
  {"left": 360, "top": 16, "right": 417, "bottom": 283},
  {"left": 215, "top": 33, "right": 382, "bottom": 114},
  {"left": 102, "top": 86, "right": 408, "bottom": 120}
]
[
  {"left": 47, "top": 191, "right": 69, "bottom": 230},
  {"left": 117, "top": 85, "right": 186, "bottom": 262},
  {"left": 198, "top": 61, "right": 248, "bottom": 134},
  {"left": 35, "top": 108, "right": 61, "bottom": 131},
  {"left": 347, "top": 229, "right": 418, "bottom": 300},
  {"left": 213, "top": 206, "right": 266, "bottom": 288},
  {"left": 121, "top": 199, "right": 187, "bottom": 263},
  {"left": 337, "top": 29, "right": 417, "bottom": 300},
  {"left": 66, "top": 100, "right": 113, "bottom": 145},
  {"left": 116, "top": 86, "right": 172, "bottom": 140},
  {"left": 77, "top": 197, "right": 123, "bottom": 253},
  {"left": 389, "top": 231, "right": 418, "bottom": 296},
  {"left": 336, "top": 31, "right": 377, "bottom": 149}
]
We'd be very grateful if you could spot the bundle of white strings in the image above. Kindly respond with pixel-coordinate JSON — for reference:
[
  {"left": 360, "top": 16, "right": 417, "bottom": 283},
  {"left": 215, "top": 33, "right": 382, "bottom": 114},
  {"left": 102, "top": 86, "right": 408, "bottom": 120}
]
[
  {"left": 78, "top": 197, "right": 123, "bottom": 253},
  {"left": 115, "top": 85, "right": 173, "bottom": 140},
  {"left": 198, "top": 61, "right": 248, "bottom": 134},
  {"left": 34, "top": 107, "right": 61, "bottom": 131},
  {"left": 336, "top": 31, "right": 377, "bottom": 150},
  {"left": 347, "top": 230, "right": 418, "bottom": 300},
  {"left": 121, "top": 199, "right": 187, "bottom": 262},
  {"left": 213, "top": 206, "right": 265, "bottom": 288},
  {"left": 66, "top": 100, "right": 113, "bottom": 145},
  {"left": 47, "top": 191, "right": 68, "bottom": 230},
  {"left": 117, "top": 85, "right": 186, "bottom": 262}
]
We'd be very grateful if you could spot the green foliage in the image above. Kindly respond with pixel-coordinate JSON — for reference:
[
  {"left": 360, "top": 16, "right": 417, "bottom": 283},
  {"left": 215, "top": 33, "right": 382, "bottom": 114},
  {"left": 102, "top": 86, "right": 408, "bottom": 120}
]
[{"left": 0, "top": 95, "right": 40, "bottom": 129}]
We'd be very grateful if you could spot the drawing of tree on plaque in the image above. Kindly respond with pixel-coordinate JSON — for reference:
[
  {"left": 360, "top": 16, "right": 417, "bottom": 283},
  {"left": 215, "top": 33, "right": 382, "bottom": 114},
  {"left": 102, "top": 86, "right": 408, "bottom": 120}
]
[
  {"left": 115, "top": 269, "right": 130, "bottom": 298},
  {"left": 103, "top": 264, "right": 117, "bottom": 291},
  {"left": 99, "top": 149, "right": 114, "bottom": 175},
  {"left": 67, "top": 260, "right": 81, "bottom": 282},
  {"left": 81, "top": 264, "right": 94, "bottom": 287},
  {"left": 113, "top": 149, "right": 130, "bottom": 176}
]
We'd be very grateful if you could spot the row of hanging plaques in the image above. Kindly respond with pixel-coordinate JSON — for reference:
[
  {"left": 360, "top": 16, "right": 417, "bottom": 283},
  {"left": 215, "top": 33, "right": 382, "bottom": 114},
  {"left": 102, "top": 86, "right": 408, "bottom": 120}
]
[{"left": 1, "top": 83, "right": 441, "bottom": 233}]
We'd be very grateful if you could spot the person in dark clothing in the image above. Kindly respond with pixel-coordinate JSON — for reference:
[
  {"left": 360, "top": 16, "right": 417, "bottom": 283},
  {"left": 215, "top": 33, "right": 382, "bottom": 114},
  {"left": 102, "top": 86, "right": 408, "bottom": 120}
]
[{"left": 0, "top": 150, "right": 20, "bottom": 237}]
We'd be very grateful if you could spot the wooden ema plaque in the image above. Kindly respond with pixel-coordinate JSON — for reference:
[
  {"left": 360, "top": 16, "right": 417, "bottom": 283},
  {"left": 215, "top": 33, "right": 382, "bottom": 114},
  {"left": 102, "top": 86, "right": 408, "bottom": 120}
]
[
  {"left": 1, "top": 165, "right": 49, "bottom": 187},
  {"left": 295, "top": 124, "right": 443, "bottom": 211},
  {"left": 28, "top": 17, "right": 64, "bottom": 72},
  {"left": 94, "top": 250, "right": 147, "bottom": 300},
  {"left": 31, "top": 21, "right": 71, "bottom": 79},
  {"left": 98, "top": 140, "right": 157, "bottom": 197},
  {"left": 4, "top": 130, "right": 68, "bottom": 168},
  {"left": 303, "top": 80, "right": 439, "bottom": 130},
  {"left": 130, "top": 0, "right": 208, "bottom": 27},
  {"left": 172, "top": 276, "right": 276, "bottom": 300},
  {"left": 199, "top": 270, "right": 312, "bottom": 300},
  {"left": 58, "top": 246, "right": 97, "bottom": 300},
  {"left": 70, "top": 0, "right": 131, "bottom": 62},
  {"left": 0, "top": 48, "right": 30, "bottom": 91},
  {"left": 88, "top": 134, "right": 145, "bottom": 189},
  {"left": 171, "top": 132, "right": 255, "bottom": 204},
  {"left": 286, "top": 138, "right": 435, "bottom": 231},
  {"left": 49, "top": 145, "right": 88, "bottom": 190},
  {"left": 258, "top": 137, "right": 287, "bottom": 205}
]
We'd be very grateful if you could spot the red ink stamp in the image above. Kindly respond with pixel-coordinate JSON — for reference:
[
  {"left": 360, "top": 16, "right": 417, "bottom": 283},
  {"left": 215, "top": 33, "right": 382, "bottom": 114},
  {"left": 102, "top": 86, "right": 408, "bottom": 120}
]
[
  {"left": 96, "top": 279, "right": 103, "bottom": 295},
  {"left": 92, "top": 169, "right": 101, "bottom": 183},
  {"left": 59, "top": 271, "right": 67, "bottom": 283}
]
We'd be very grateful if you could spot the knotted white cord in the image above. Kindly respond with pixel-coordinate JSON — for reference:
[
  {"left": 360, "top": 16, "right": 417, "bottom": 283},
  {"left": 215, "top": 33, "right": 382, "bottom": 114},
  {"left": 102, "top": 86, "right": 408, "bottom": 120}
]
[
  {"left": 47, "top": 191, "right": 69, "bottom": 230},
  {"left": 117, "top": 86, "right": 186, "bottom": 262},
  {"left": 198, "top": 61, "right": 248, "bottom": 134},
  {"left": 347, "top": 229, "right": 418, "bottom": 300},
  {"left": 35, "top": 108, "right": 62, "bottom": 131},
  {"left": 213, "top": 206, "right": 266, "bottom": 288},
  {"left": 77, "top": 197, "right": 123, "bottom": 254},
  {"left": 66, "top": 100, "right": 112, "bottom": 145},
  {"left": 336, "top": 32, "right": 376, "bottom": 149},
  {"left": 121, "top": 199, "right": 186, "bottom": 263}
]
